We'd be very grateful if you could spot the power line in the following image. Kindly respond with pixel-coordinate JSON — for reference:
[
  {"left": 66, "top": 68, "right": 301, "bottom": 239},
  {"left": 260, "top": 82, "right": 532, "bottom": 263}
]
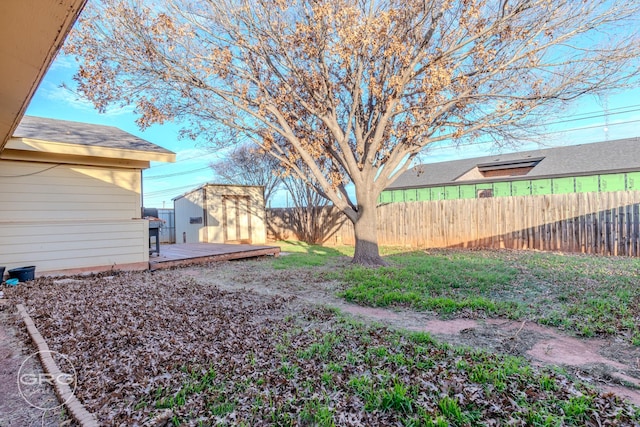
[
  {"left": 144, "top": 165, "right": 211, "bottom": 180},
  {"left": 427, "top": 118, "right": 640, "bottom": 152},
  {"left": 564, "top": 103, "right": 640, "bottom": 118},
  {"left": 146, "top": 103, "right": 639, "bottom": 168},
  {"left": 144, "top": 182, "right": 207, "bottom": 198},
  {"left": 0, "top": 164, "right": 61, "bottom": 178},
  {"left": 149, "top": 140, "right": 242, "bottom": 170},
  {"left": 143, "top": 112, "right": 640, "bottom": 198},
  {"left": 148, "top": 151, "right": 219, "bottom": 170},
  {"left": 543, "top": 107, "right": 640, "bottom": 126}
]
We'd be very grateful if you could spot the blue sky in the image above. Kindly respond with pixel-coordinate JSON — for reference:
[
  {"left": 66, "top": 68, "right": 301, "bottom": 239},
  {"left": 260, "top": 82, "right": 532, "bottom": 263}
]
[{"left": 25, "top": 53, "right": 640, "bottom": 209}]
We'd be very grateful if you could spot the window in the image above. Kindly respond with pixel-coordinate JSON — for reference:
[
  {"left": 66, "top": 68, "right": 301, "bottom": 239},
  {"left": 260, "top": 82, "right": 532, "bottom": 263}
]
[
  {"left": 476, "top": 157, "right": 544, "bottom": 178},
  {"left": 477, "top": 189, "right": 493, "bottom": 198}
]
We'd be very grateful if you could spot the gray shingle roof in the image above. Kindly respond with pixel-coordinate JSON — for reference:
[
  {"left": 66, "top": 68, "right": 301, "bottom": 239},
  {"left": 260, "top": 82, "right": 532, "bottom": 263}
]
[
  {"left": 388, "top": 137, "right": 640, "bottom": 189},
  {"left": 13, "top": 115, "right": 173, "bottom": 154}
]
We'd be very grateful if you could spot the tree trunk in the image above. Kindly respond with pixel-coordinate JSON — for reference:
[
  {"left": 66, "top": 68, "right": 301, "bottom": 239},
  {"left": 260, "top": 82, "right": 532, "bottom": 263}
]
[{"left": 351, "top": 193, "right": 387, "bottom": 266}]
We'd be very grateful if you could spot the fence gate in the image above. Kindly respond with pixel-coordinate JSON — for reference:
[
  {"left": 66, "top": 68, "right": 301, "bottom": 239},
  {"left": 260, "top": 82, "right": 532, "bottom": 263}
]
[{"left": 157, "top": 208, "right": 175, "bottom": 243}]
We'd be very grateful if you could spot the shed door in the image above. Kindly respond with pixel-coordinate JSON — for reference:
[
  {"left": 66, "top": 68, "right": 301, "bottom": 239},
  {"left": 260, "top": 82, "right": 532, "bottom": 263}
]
[{"left": 222, "top": 195, "right": 252, "bottom": 244}]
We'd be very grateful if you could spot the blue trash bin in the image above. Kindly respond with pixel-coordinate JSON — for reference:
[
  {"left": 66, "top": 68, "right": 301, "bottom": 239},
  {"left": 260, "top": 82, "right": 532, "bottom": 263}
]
[{"left": 8, "top": 266, "right": 36, "bottom": 282}]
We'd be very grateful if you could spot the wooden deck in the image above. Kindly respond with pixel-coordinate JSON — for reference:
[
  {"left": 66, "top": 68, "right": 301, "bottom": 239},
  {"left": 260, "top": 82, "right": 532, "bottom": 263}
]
[{"left": 149, "top": 243, "right": 281, "bottom": 271}]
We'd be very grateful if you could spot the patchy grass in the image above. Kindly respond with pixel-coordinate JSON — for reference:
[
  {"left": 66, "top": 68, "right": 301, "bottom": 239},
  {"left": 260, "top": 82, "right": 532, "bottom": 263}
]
[
  {"left": 271, "top": 241, "right": 409, "bottom": 269},
  {"left": 335, "top": 249, "right": 640, "bottom": 344},
  {"left": 272, "top": 240, "right": 352, "bottom": 269},
  {"left": 337, "top": 251, "right": 521, "bottom": 316},
  {"left": 515, "top": 252, "right": 640, "bottom": 344},
  {"left": 5, "top": 271, "right": 638, "bottom": 425}
]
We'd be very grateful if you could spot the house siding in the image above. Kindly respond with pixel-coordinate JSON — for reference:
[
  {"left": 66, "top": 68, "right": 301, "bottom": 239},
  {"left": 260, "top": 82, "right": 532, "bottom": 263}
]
[
  {"left": 379, "top": 171, "right": 636, "bottom": 204},
  {"left": 0, "top": 159, "right": 148, "bottom": 274}
]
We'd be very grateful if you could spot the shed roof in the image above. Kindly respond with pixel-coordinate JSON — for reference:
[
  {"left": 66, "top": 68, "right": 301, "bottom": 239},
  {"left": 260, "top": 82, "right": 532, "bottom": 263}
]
[
  {"left": 173, "top": 183, "right": 264, "bottom": 201},
  {"left": 388, "top": 137, "right": 640, "bottom": 190}
]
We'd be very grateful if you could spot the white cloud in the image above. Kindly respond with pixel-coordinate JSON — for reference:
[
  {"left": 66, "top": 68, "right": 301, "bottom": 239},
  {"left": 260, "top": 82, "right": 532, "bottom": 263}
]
[
  {"left": 49, "top": 54, "right": 78, "bottom": 71},
  {"left": 40, "top": 83, "right": 134, "bottom": 116},
  {"left": 175, "top": 148, "right": 208, "bottom": 161}
]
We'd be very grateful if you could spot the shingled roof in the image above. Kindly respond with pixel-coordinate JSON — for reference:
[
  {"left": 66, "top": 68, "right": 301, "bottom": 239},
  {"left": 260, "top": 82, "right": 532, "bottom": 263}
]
[
  {"left": 13, "top": 115, "right": 173, "bottom": 155},
  {"left": 388, "top": 137, "right": 640, "bottom": 190}
]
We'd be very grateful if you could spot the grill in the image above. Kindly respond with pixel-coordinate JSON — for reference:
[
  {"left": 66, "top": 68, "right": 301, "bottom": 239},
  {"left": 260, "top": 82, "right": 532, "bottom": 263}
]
[{"left": 143, "top": 208, "right": 163, "bottom": 255}]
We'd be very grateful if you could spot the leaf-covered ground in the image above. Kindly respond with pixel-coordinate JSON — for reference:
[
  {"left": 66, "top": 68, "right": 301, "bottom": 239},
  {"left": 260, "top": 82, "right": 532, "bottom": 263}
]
[{"left": 5, "top": 270, "right": 639, "bottom": 426}]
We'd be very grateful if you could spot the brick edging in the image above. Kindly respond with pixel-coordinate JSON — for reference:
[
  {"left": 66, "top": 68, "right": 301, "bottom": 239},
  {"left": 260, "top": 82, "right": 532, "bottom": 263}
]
[{"left": 16, "top": 304, "right": 99, "bottom": 427}]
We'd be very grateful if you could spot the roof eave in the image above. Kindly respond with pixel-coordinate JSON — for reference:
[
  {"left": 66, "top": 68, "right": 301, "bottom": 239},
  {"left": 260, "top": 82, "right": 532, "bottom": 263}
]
[
  {"left": 5, "top": 137, "right": 176, "bottom": 163},
  {"left": 0, "top": 0, "right": 88, "bottom": 149}
]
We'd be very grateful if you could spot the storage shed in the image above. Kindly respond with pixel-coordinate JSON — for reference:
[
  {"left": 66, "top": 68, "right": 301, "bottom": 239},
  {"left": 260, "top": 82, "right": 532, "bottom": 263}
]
[
  {"left": 174, "top": 184, "right": 266, "bottom": 245},
  {"left": 0, "top": 116, "right": 175, "bottom": 275}
]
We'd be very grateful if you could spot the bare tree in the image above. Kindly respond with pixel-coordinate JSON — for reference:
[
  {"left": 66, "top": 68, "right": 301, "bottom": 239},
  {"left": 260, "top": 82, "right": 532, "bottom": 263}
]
[
  {"left": 280, "top": 167, "right": 332, "bottom": 244},
  {"left": 210, "top": 144, "right": 281, "bottom": 206},
  {"left": 66, "top": 0, "right": 640, "bottom": 265}
]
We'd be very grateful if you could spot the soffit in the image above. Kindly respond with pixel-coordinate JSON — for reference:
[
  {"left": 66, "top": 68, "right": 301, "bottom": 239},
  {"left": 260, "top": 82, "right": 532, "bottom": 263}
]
[{"left": 0, "top": 0, "right": 87, "bottom": 149}]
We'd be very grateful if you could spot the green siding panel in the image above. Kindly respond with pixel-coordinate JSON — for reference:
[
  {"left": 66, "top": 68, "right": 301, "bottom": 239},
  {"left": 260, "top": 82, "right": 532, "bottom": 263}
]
[
  {"left": 531, "top": 179, "right": 552, "bottom": 195},
  {"left": 417, "top": 188, "right": 431, "bottom": 201},
  {"left": 511, "top": 180, "right": 531, "bottom": 196},
  {"left": 392, "top": 190, "right": 405, "bottom": 202},
  {"left": 552, "top": 177, "right": 575, "bottom": 194},
  {"left": 627, "top": 172, "right": 640, "bottom": 190},
  {"left": 444, "top": 186, "right": 459, "bottom": 200},
  {"left": 459, "top": 185, "right": 476, "bottom": 199},
  {"left": 431, "top": 187, "right": 445, "bottom": 200},
  {"left": 493, "top": 182, "right": 512, "bottom": 197},
  {"left": 600, "top": 173, "right": 625, "bottom": 192},
  {"left": 384, "top": 171, "right": 640, "bottom": 204},
  {"left": 405, "top": 188, "right": 418, "bottom": 202},
  {"left": 575, "top": 176, "right": 599, "bottom": 193}
]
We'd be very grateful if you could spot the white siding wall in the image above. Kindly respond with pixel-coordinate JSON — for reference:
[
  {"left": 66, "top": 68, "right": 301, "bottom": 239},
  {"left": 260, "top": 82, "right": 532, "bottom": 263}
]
[
  {"left": 0, "top": 160, "right": 148, "bottom": 273},
  {"left": 174, "top": 188, "right": 205, "bottom": 244}
]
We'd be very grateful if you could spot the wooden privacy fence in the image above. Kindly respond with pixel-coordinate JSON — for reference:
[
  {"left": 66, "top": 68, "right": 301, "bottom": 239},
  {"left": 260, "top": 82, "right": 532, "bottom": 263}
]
[
  {"left": 267, "top": 191, "right": 640, "bottom": 256},
  {"left": 266, "top": 206, "right": 350, "bottom": 244}
]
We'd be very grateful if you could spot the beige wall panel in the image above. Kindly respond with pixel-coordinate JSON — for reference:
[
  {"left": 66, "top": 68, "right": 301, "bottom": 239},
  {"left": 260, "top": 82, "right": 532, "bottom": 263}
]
[
  {"left": 0, "top": 220, "right": 148, "bottom": 273},
  {"left": 0, "top": 160, "right": 141, "bottom": 221},
  {"left": 0, "top": 159, "right": 147, "bottom": 274},
  {"left": 249, "top": 187, "right": 267, "bottom": 244},
  {"left": 205, "top": 192, "right": 223, "bottom": 243}
]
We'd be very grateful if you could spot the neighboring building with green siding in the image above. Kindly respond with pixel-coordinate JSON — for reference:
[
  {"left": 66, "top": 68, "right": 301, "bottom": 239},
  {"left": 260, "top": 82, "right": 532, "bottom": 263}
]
[{"left": 381, "top": 137, "right": 640, "bottom": 203}]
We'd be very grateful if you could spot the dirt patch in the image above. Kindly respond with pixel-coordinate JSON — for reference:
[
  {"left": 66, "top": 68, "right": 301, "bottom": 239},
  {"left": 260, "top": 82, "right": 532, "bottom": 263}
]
[
  {"left": 0, "top": 302, "right": 73, "bottom": 427},
  {"left": 528, "top": 337, "right": 626, "bottom": 369},
  {"left": 411, "top": 319, "right": 480, "bottom": 335}
]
